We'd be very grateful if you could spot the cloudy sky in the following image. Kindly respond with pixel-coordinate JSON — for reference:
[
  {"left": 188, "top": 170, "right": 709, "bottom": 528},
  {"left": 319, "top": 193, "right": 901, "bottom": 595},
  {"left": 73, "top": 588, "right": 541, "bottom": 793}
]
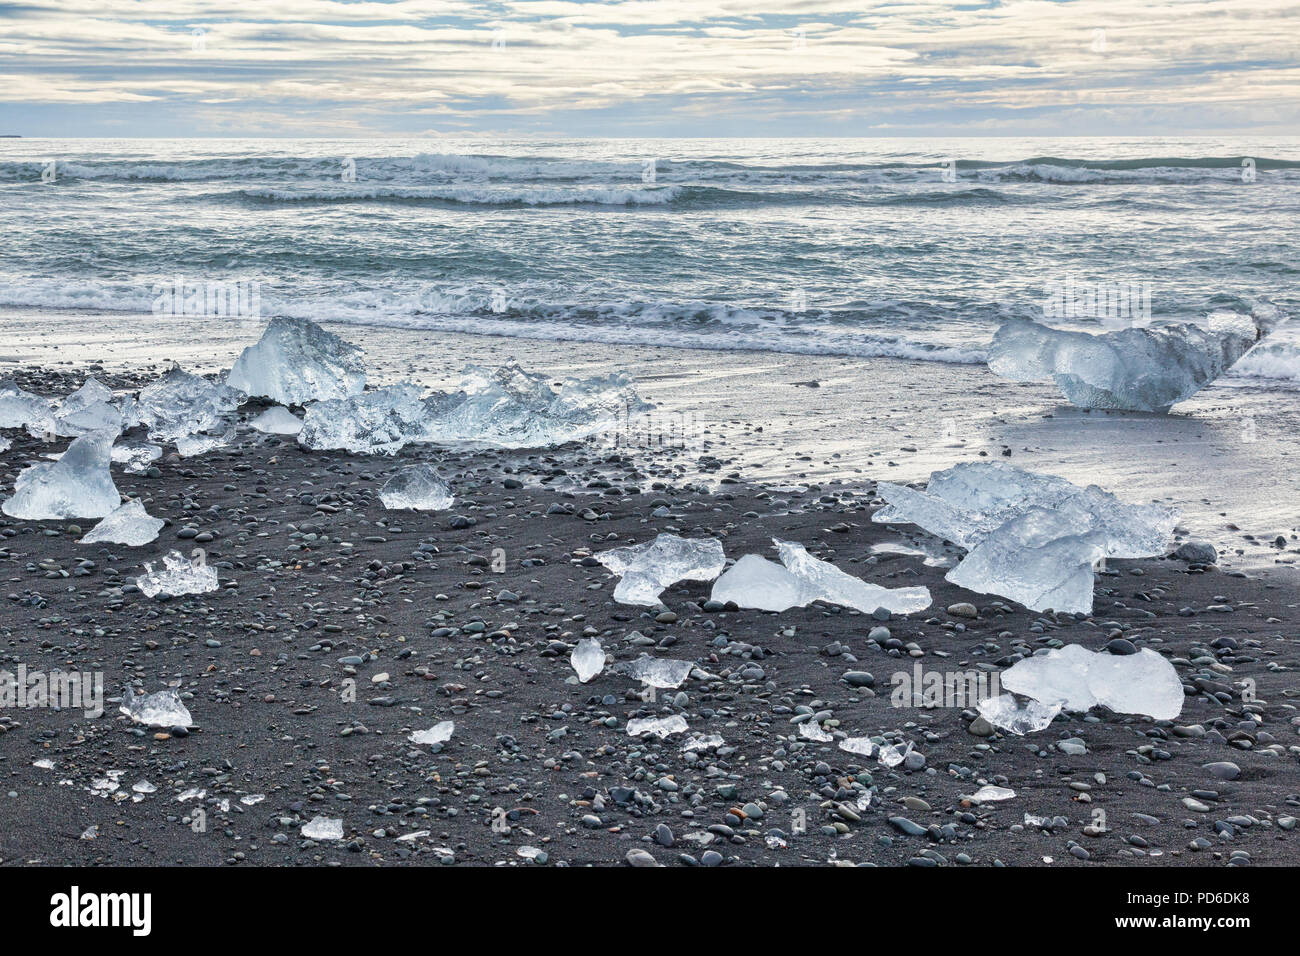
[{"left": 1, "top": 0, "right": 1297, "bottom": 136}]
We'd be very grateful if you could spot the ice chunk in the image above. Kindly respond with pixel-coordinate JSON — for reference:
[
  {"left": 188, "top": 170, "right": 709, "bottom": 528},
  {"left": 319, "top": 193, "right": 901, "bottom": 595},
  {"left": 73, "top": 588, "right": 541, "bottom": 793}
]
[
  {"left": 946, "top": 508, "right": 1108, "bottom": 614},
  {"left": 2, "top": 428, "right": 121, "bottom": 519},
  {"left": 120, "top": 686, "right": 192, "bottom": 728},
  {"left": 976, "top": 694, "right": 1063, "bottom": 735},
  {"left": 79, "top": 498, "right": 164, "bottom": 546},
  {"left": 1000, "top": 644, "right": 1183, "bottom": 721},
  {"left": 799, "top": 722, "right": 833, "bottom": 742},
  {"left": 0, "top": 436, "right": 8, "bottom": 453},
  {"left": 709, "top": 539, "right": 931, "bottom": 614},
  {"left": 965, "top": 785, "right": 1016, "bottom": 804},
  {"left": 876, "top": 740, "right": 913, "bottom": 769},
  {"left": 250, "top": 405, "right": 304, "bottom": 435},
  {"left": 227, "top": 316, "right": 366, "bottom": 405},
  {"left": 301, "top": 816, "right": 344, "bottom": 840},
  {"left": 597, "top": 533, "right": 726, "bottom": 606},
  {"left": 111, "top": 440, "right": 162, "bottom": 473},
  {"left": 838, "top": 736, "right": 876, "bottom": 757},
  {"left": 54, "top": 378, "right": 122, "bottom": 436},
  {"left": 626, "top": 714, "right": 689, "bottom": 738},
  {"left": 0, "top": 379, "right": 55, "bottom": 434},
  {"left": 174, "top": 429, "right": 233, "bottom": 458},
  {"left": 623, "top": 655, "right": 694, "bottom": 688},
  {"left": 409, "top": 720, "right": 454, "bottom": 746},
  {"left": 136, "top": 550, "right": 219, "bottom": 598},
  {"left": 137, "top": 366, "right": 245, "bottom": 441},
  {"left": 379, "top": 464, "right": 454, "bottom": 511},
  {"left": 298, "top": 382, "right": 429, "bottom": 454},
  {"left": 570, "top": 637, "right": 605, "bottom": 683},
  {"left": 988, "top": 317, "right": 1264, "bottom": 412},
  {"left": 681, "top": 734, "right": 724, "bottom": 752}
]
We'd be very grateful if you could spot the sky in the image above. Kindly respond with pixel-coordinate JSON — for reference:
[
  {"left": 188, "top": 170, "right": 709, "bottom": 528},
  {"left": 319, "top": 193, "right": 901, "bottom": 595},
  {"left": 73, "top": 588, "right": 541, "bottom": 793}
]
[{"left": 1, "top": 0, "right": 1297, "bottom": 137}]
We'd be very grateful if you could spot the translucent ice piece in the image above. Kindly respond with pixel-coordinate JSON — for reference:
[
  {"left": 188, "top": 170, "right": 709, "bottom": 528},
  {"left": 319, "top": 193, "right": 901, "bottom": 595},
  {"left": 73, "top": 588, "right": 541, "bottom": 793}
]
[
  {"left": 298, "top": 382, "right": 429, "bottom": 455},
  {"left": 0, "top": 379, "right": 55, "bottom": 433},
  {"left": 120, "top": 686, "right": 192, "bottom": 728},
  {"left": 379, "top": 464, "right": 454, "bottom": 511},
  {"left": 597, "top": 533, "right": 726, "bottom": 606},
  {"left": 1, "top": 428, "right": 121, "bottom": 519},
  {"left": 976, "top": 693, "right": 1064, "bottom": 735},
  {"left": 626, "top": 714, "right": 689, "bottom": 738},
  {"left": 965, "top": 785, "right": 1016, "bottom": 804},
  {"left": 838, "top": 736, "right": 877, "bottom": 757},
  {"left": 227, "top": 316, "right": 366, "bottom": 405},
  {"left": 799, "top": 722, "right": 833, "bottom": 742},
  {"left": 174, "top": 429, "right": 233, "bottom": 458},
  {"left": 137, "top": 366, "right": 246, "bottom": 442},
  {"left": 111, "top": 440, "right": 162, "bottom": 473},
  {"left": 570, "top": 637, "right": 605, "bottom": 683},
  {"left": 79, "top": 498, "right": 164, "bottom": 546},
  {"left": 1000, "top": 644, "right": 1184, "bottom": 721},
  {"left": 55, "top": 378, "right": 122, "bottom": 436},
  {"left": 136, "top": 550, "right": 219, "bottom": 598},
  {"left": 681, "top": 734, "right": 724, "bottom": 752},
  {"left": 988, "top": 317, "right": 1265, "bottom": 412},
  {"left": 623, "top": 655, "right": 694, "bottom": 689},
  {"left": 876, "top": 740, "right": 913, "bottom": 769},
  {"left": 409, "top": 720, "right": 454, "bottom": 746},
  {"left": 250, "top": 405, "right": 304, "bottom": 435},
  {"left": 301, "top": 816, "right": 343, "bottom": 840}
]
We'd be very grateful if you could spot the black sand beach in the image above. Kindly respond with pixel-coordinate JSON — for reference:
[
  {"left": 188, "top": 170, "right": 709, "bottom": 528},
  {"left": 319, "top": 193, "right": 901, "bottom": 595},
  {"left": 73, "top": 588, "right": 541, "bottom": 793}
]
[{"left": 2, "top": 366, "right": 1297, "bottom": 867}]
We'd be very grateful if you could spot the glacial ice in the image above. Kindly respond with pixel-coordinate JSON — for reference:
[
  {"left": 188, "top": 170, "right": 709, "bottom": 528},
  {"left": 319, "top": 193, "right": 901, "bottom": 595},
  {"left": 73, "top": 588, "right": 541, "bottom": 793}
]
[
  {"left": 709, "top": 538, "right": 932, "bottom": 614},
  {"left": 0, "top": 379, "right": 55, "bottom": 434},
  {"left": 1, "top": 429, "right": 121, "bottom": 519},
  {"left": 379, "top": 464, "right": 454, "bottom": 511},
  {"left": 137, "top": 367, "right": 246, "bottom": 442},
  {"left": 623, "top": 655, "right": 694, "bottom": 689},
  {"left": 570, "top": 637, "right": 605, "bottom": 683},
  {"left": 626, "top": 714, "right": 689, "bottom": 738},
  {"left": 838, "top": 736, "right": 876, "bottom": 757},
  {"left": 297, "top": 361, "right": 649, "bottom": 454},
  {"left": 227, "top": 316, "right": 366, "bottom": 405},
  {"left": 799, "top": 722, "right": 833, "bottom": 742},
  {"left": 301, "top": 816, "right": 344, "bottom": 840},
  {"left": 250, "top": 405, "right": 304, "bottom": 435},
  {"left": 120, "top": 686, "right": 193, "bottom": 728},
  {"left": 976, "top": 694, "right": 1064, "bottom": 735},
  {"left": 111, "top": 440, "right": 162, "bottom": 473},
  {"left": 136, "top": 550, "right": 219, "bottom": 598},
  {"left": 987, "top": 317, "right": 1264, "bottom": 412},
  {"left": 965, "top": 785, "right": 1016, "bottom": 804},
  {"left": 79, "top": 498, "right": 164, "bottom": 546},
  {"left": 54, "top": 378, "right": 122, "bottom": 436},
  {"left": 681, "top": 734, "right": 725, "bottom": 752},
  {"left": 1000, "top": 644, "right": 1184, "bottom": 721},
  {"left": 174, "top": 429, "right": 234, "bottom": 458},
  {"left": 409, "top": 720, "right": 455, "bottom": 746},
  {"left": 876, "top": 740, "right": 913, "bottom": 769},
  {"left": 597, "top": 533, "right": 726, "bottom": 606},
  {"left": 873, "top": 462, "right": 1178, "bottom": 613}
]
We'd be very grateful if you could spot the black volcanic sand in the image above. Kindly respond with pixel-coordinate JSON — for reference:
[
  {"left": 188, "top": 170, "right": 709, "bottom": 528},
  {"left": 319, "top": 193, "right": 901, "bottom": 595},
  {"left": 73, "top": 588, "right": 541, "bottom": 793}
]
[{"left": 1, "top": 368, "right": 1298, "bottom": 868}]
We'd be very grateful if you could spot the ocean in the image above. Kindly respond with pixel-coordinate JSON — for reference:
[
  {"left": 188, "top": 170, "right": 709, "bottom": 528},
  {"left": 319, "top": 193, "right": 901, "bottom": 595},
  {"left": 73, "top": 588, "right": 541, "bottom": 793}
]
[{"left": 1, "top": 136, "right": 1297, "bottom": 386}]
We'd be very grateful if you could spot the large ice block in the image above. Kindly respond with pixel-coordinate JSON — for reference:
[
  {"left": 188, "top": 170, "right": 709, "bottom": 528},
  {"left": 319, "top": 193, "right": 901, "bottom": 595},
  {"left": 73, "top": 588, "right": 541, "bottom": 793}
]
[
  {"left": 136, "top": 367, "right": 246, "bottom": 442},
  {"left": 1, "top": 428, "right": 121, "bottom": 519},
  {"left": 710, "top": 538, "right": 932, "bottom": 614},
  {"left": 596, "top": 533, "right": 726, "bottom": 605},
  {"left": 1000, "top": 644, "right": 1184, "bottom": 721},
  {"left": 988, "top": 317, "right": 1263, "bottom": 412},
  {"left": 80, "top": 498, "right": 164, "bottom": 546},
  {"left": 227, "top": 316, "right": 366, "bottom": 405},
  {"left": 297, "top": 382, "right": 429, "bottom": 454},
  {"left": 54, "top": 378, "right": 123, "bottom": 436}
]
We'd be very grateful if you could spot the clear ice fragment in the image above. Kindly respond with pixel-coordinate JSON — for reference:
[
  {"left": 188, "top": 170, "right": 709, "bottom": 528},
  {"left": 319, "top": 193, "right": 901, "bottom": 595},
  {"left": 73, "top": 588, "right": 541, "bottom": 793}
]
[
  {"left": 379, "top": 464, "right": 454, "bottom": 511},
  {"left": 120, "top": 686, "right": 192, "bottom": 728},
  {"left": 570, "top": 637, "right": 605, "bottom": 683},
  {"left": 1000, "top": 644, "right": 1184, "bottom": 721},
  {"left": 965, "top": 785, "right": 1016, "bottom": 803},
  {"left": 0, "top": 379, "right": 55, "bottom": 434},
  {"left": 301, "top": 816, "right": 344, "bottom": 840},
  {"left": 976, "top": 694, "right": 1064, "bottom": 735},
  {"left": 227, "top": 316, "right": 366, "bottom": 405},
  {"left": 136, "top": 550, "right": 219, "bottom": 598},
  {"left": 79, "top": 498, "right": 164, "bottom": 546},
  {"left": 250, "top": 405, "right": 304, "bottom": 434},
  {"left": 597, "top": 533, "right": 726, "bottom": 606},
  {"left": 136, "top": 366, "right": 245, "bottom": 442},
  {"left": 111, "top": 440, "right": 162, "bottom": 473},
  {"left": 1, "top": 428, "right": 121, "bottom": 519},
  {"left": 626, "top": 714, "right": 689, "bottom": 738},
  {"left": 623, "top": 655, "right": 694, "bottom": 688},
  {"left": 409, "top": 720, "right": 454, "bottom": 746}
]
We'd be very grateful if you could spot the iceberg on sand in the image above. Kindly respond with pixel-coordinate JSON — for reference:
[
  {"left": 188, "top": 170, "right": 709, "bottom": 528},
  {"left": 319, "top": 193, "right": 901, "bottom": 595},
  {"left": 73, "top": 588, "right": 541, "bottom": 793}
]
[
  {"left": 1, "top": 429, "right": 121, "bottom": 520},
  {"left": 80, "top": 498, "right": 164, "bottom": 546},
  {"left": 596, "top": 533, "right": 726, "bottom": 606},
  {"left": 137, "top": 366, "right": 246, "bottom": 442},
  {"left": 987, "top": 314, "right": 1268, "bottom": 412},
  {"left": 710, "top": 538, "right": 932, "bottom": 614},
  {"left": 227, "top": 316, "right": 366, "bottom": 405}
]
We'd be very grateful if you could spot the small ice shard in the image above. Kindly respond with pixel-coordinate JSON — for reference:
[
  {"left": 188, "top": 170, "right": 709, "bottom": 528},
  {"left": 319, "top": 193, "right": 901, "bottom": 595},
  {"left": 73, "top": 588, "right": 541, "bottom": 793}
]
[
  {"left": 111, "top": 440, "right": 162, "bottom": 473},
  {"left": 987, "top": 316, "right": 1267, "bottom": 412},
  {"left": 55, "top": 378, "right": 122, "bottom": 436},
  {"left": 1, "top": 428, "right": 121, "bottom": 519},
  {"left": 1000, "top": 644, "right": 1183, "bottom": 721},
  {"left": 80, "top": 825, "right": 98, "bottom": 840},
  {"left": 120, "top": 686, "right": 192, "bottom": 728},
  {"left": 681, "top": 734, "right": 724, "bottom": 752},
  {"left": 965, "top": 785, "right": 1016, "bottom": 804},
  {"left": 709, "top": 538, "right": 931, "bottom": 614},
  {"left": 799, "top": 721, "right": 833, "bottom": 742},
  {"left": 1024, "top": 813, "right": 1048, "bottom": 827},
  {"left": 301, "top": 816, "right": 344, "bottom": 840},
  {"left": 570, "top": 637, "right": 605, "bottom": 683},
  {"left": 132, "top": 780, "right": 157, "bottom": 794},
  {"left": 379, "top": 464, "right": 454, "bottom": 510},
  {"left": 136, "top": 550, "right": 219, "bottom": 598},
  {"left": 976, "top": 694, "right": 1064, "bottom": 735},
  {"left": 136, "top": 366, "right": 245, "bottom": 442},
  {"left": 241, "top": 794, "right": 265, "bottom": 806},
  {"left": 176, "top": 787, "right": 205, "bottom": 802},
  {"left": 627, "top": 714, "right": 689, "bottom": 738},
  {"left": 33, "top": 758, "right": 55, "bottom": 770},
  {"left": 79, "top": 498, "right": 164, "bottom": 546},
  {"left": 0, "top": 379, "right": 55, "bottom": 433},
  {"left": 227, "top": 316, "right": 366, "bottom": 405},
  {"left": 877, "top": 740, "right": 914, "bottom": 769},
  {"left": 250, "top": 405, "right": 304, "bottom": 435},
  {"left": 597, "top": 533, "right": 726, "bottom": 606},
  {"left": 623, "top": 655, "right": 694, "bottom": 688},
  {"left": 947, "top": 508, "right": 1108, "bottom": 614},
  {"left": 298, "top": 382, "right": 429, "bottom": 454},
  {"left": 516, "top": 846, "right": 545, "bottom": 861},
  {"left": 838, "top": 737, "right": 877, "bottom": 757},
  {"left": 175, "top": 429, "right": 233, "bottom": 458},
  {"left": 409, "top": 720, "right": 455, "bottom": 746},
  {"left": 0, "top": 436, "right": 9, "bottom": 453}
]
